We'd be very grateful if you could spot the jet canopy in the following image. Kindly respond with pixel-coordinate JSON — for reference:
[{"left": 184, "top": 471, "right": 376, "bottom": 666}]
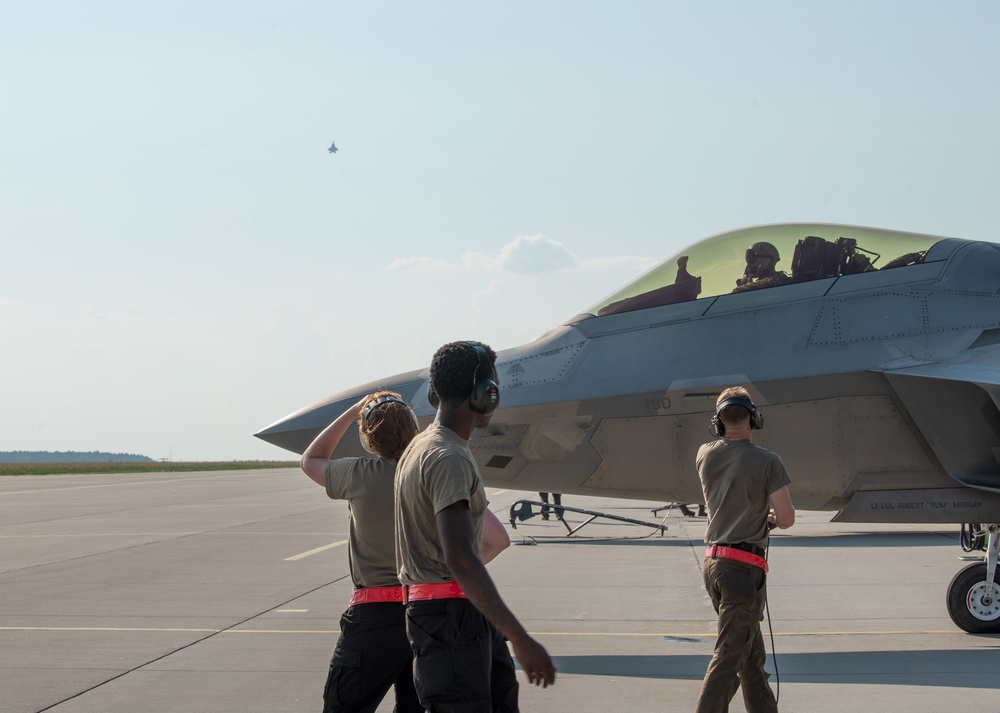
[{"left": 582, "top": 223, "right": 939, "bottom": 318}]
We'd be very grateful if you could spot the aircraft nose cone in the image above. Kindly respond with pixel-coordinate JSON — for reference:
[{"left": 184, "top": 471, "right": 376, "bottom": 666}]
[
  {"left": 254, "top": 393, "right": 366, "bottom": 455},
  {"left": 254, "top": 373, "right": 428, "bottom": 456}
]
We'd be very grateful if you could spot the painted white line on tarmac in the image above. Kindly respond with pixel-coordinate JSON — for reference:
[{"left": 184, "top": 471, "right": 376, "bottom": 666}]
[
  {"left": 0, "top": 473, "right": 251, "bottom": 496},
  {"left": 285, "top": 539, "right": 348, "bottom": 561}
]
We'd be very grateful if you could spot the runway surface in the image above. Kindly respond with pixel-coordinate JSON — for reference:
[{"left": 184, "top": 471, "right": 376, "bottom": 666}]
[{"left": 1, "top": 468, "right": 998, "bottom": 712}]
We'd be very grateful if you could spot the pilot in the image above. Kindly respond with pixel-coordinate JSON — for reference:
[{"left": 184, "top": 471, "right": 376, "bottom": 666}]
[
  {"left": 733, "top": 242, "right": 791, "bottom": 292},
  {"left": 395, "top": 341, "right": 556, "bottom": 711},
  {"left": 695, "top": 387, "right": 795, "bottom": 713},
  {"left": 298, "top": 391, "right": 423, "bottom": 713}
]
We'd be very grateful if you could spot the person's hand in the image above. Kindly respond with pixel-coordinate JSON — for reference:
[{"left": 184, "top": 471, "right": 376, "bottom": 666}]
[
  {"left": 511, "top": 635, "right": 556, "bottom": 687},
  {"left": 766, "top": 510, "right": 777, "bottom": 530},
  {"left": 350, "top": 397, "right": 367, "bottom": 417}
]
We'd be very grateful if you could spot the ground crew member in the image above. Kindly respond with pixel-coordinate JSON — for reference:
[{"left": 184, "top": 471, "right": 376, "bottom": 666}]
[
  {"left": 395, "top": 340, "right": 556, "bottom": 711},
  {"left": 299, "top": 391, "right": 422, "bottom": 713},
  {"left": 696, "top": 386, "right": 795, "bottom": 713},
  {"left": 538, "top": 492, "right": 563, "bottom": 520}
]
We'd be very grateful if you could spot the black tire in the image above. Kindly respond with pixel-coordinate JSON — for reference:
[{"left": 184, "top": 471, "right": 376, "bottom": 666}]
[{"left": 947, "top": 562, "right": 1000, "bottom": 633}]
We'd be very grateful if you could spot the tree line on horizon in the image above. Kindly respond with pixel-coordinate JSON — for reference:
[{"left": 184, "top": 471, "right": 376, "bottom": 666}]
[{"left": 0, "top": 451, "right": 155, "bottom": 463}]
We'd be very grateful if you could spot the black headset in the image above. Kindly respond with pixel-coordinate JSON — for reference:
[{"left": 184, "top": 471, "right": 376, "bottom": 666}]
[
  {"left": 361, "top": 395, "right": 406, "bottom": 424},
  {"left": 711, "top": 396, "right": 764, "bottom": 436},
  {"left": 467, "top": 342, "right": 500, "bottom": 415},
  {"left": 426, "top": 341, "right": 501, "bottom": 415}
]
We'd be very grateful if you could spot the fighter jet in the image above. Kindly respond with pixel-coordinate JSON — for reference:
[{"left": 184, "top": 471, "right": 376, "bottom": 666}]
[
  {"left": 328, "top": 141, "right": 338, "bottom": 154},
  {"left": 255, "top": 222, "right": 1000, "bottom": 633}
]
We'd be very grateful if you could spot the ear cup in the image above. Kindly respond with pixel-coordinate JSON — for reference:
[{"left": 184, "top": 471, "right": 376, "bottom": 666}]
[
  {"left": 469, "top": 378, "right": 500, "bottom": 415},
  {"left": 359, "top": 428, "right": 376, "bottom": 454},
  {"left": 429, "top": 341, "right": 501, "bottom": 414},
  {"left": 465, "top": 341, "right": 500, "bottom": 415}
]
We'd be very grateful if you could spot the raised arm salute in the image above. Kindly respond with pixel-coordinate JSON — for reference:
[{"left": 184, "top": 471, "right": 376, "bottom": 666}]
[{"left": 299, "top": 391, "right": 422, "bottom": 713}]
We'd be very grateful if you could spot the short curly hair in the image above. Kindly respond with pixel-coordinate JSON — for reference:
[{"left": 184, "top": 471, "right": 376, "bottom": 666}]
[
  {"left": 430, "top": 341, "right": 498, "bottom": 405},
  {"left": 358, "top": 390, "right": 418, "bottom": 460}
]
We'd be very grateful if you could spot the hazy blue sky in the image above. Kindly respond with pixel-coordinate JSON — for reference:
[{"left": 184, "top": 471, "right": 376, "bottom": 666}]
[{"left": 3, "top": 2, "right": 998, "bottom": 461}]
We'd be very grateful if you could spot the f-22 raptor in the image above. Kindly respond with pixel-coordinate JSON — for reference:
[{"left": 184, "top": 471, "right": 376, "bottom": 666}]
[{"left": 256, "top": 222, "right": 1000, "bottom": 633}]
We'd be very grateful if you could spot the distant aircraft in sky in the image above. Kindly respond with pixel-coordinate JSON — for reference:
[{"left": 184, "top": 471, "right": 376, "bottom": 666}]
[
  {"left": 328, "top": 141, "right": 338, "bottom": 154},
  {"left": 257, "top": 222, "right": 1000, "bottom": 633}
]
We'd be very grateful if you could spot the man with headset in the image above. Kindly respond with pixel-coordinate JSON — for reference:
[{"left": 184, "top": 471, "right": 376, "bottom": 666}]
[
  {"left": 696, "top": 386, "right": 795, "bottom": 713},
  {"left": 395, "top": 340, "right": 556, "bottom": 712}
]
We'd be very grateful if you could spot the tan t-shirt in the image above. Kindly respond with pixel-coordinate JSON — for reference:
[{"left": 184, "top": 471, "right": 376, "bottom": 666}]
[
  {"left": 394, "top": 423, "right": 487, "bottom": 585},
  {"left": 697, "top": 438, "right": 791, "bottom": 550},
  {"left": 325, "top": 456, "right": 401, "bottom": 588}
]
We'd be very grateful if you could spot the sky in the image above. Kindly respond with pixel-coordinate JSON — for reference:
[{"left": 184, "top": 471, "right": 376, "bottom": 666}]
[{"left": 2, "top": 1, "right": 999, "bottom": 461}]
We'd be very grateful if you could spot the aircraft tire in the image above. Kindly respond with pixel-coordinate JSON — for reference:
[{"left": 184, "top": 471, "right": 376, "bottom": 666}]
[{"left": 947, "top": 562, "right": 1000, "bottom": 633}]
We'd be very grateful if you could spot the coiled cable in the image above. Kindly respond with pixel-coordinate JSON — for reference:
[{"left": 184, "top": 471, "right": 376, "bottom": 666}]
[{"left": 961, "top": 523, "right": 986, "bottom": 552}]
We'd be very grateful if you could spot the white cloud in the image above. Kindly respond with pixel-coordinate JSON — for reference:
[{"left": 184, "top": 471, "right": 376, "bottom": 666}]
[
  {"left": 388, "top": 234, "right": 581, "bottom": 276},
  {"left": 0, "top": 299, "right": 29, "bottom": 327},
  {"left": 82, "top": 300, "right": 141, "bottom": 324},
  {"left": 386, "top": 233, "right": 657, "bottom": 278},
  {"left": 497, "top": 234, "right": 577, "bottom": 274}
]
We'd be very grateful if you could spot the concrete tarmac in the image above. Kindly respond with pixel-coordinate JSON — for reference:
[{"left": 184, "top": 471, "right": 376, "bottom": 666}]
[{"left": 1, "top": 468, "right": 997, "bottom": 712}]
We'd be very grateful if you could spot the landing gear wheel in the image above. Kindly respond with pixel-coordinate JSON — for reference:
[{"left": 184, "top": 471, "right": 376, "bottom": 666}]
[{"left": 947, "top": 562, "right": 1000, "bottom": 633}]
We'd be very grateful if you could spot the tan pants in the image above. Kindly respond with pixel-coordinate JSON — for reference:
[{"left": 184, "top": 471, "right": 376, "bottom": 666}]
[{"left": 696, "top": 557, "right": 777, "bottom": 713}]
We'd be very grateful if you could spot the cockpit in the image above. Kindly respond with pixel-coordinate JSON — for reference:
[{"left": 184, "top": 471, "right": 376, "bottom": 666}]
[{"left": 581, "top": 223, "right": 938, "bottom": 318}]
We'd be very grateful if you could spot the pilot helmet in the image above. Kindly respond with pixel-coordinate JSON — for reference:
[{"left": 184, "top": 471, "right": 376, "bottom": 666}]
[{"left": 744, "top": 241, "right": 780, "bottom": 278}]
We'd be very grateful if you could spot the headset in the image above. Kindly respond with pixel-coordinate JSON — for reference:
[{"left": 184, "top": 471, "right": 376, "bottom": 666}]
[
  {"left": 361, "top": 395, "right": 406, "bottom": 424},
  {"left": 466, "top": 342, "right": 500, "bottom": 415},
  {"left": 359, "top": 395, "right": 409, "bottom": 455},
  {"left": 426, "top": 341, "right": 500, "bottom": 415},
  {"left": 710, "top": 395, "right": 764, "bottom": 436}
]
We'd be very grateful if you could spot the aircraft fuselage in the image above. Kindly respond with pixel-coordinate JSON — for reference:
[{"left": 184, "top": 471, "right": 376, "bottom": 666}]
[{"left": 256, "top": 224, "right": 1000, "bottom": 525}]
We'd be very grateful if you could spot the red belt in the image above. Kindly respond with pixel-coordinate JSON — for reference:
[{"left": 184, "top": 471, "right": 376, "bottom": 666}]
[
  {"left": 405, "top": 581, "right": 467, "bottom": 602},
  {"left": 349, "top": 585, "right": 404, "bottom": 606},
  {"left": 705, "top": 545, "right": 769, "bottom": 573}
]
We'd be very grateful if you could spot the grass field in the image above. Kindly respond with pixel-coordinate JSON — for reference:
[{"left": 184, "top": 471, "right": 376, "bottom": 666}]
[{"left": 0, "top": 461, "right": 299, "bottom": 476}]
